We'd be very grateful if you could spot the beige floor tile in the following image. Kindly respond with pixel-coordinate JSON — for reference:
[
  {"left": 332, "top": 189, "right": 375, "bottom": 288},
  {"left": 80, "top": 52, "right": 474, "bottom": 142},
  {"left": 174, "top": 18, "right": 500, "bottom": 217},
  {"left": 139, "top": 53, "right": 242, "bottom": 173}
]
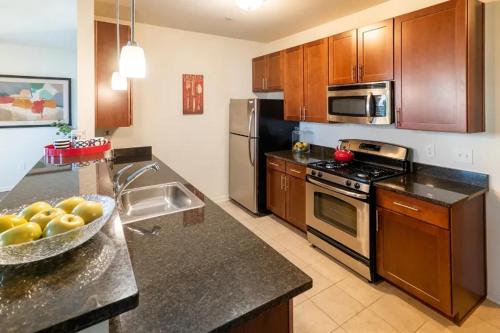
[
  {"left": 272, "top": 229, "right": 310, "bottom": 250},
  {"left": 335, "top": 274, "right": 387, "bottom": 306},
  {"left": 218, "top": 201, "right": 256, "bottom": 221},
  {"left": 474, "top": 299, "right": 500, "bottom": 329},
  {"left": 417, "top": 315, "right": 500, "bottom": 333},
  {"left": 342, "top": 309, "right": 399, "bottom": 333},
  {"left": 368, "top": 293, "right": 428, "bottom": 333},
  {"left": 280, "top": 250, "right": 309, "bottom": 269},
  {"left": 253, "top": 216, "right": 292, "bottom": 237},
  {"left": 294, "top": 300, "right": 339, "bottom": 333},
  {"left": 308, "top": 253, "right": 353, "bottom": 284},
  {"left": 294, "top": 292, "right": 309, "bottom": 306},
  {"left": 289, "top": 244, "right": 333, "bottom": 268},
  {"left": 311, "top": 285, "right": 364, "bottom": 325},
  {"left": 332, "top": 327, "right": 348, "bottom": 333},
  {"left": 300, "top": 265, "right": 335, "bottom": 299}
]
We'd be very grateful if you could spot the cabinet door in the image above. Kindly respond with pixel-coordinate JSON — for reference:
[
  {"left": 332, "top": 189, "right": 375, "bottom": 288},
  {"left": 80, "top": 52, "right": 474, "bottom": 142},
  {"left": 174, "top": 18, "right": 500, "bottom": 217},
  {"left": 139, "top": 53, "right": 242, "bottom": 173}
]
[
  {"left": 283, "top": 45, "right": 304, "bottom": 121},
  {"left": 286, "top": 175, "right": 306, "bottom": 232},
  {"left": 303, "top": 38, "right": 328, "bottom": 123},
  {"left": 95, "top": 21, "right": 132, "bottom": 128},
  {"left": 252, "top": 56, "right": 267, "bottom": 92},
  {"left": 394, "top": 0, "right": 467, "bottom": 132},
  {"left": 267, "top": 169, "right": 286, "bottom": 219},
  {"left": 329, "top": 30, "right": 358, "bottom": 85},
  {"left": 377, "top": 208, "right": 452, "bottom": 315},
  {"left": 266, "top": 51, "right": 283, "bottom": 91},
  {"left": 358, "top": 19, "right": 394, "bottom": 82}
]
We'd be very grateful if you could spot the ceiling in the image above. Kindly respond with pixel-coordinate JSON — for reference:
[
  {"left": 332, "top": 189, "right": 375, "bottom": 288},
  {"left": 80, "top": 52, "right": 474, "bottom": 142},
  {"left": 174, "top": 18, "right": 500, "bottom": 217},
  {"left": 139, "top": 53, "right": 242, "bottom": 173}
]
[
  {"left": 95, "top": 0, "right": 389, "bottom": 42},
  {"left": 0, "top": 0, "right": 76, "bottom": 49}
]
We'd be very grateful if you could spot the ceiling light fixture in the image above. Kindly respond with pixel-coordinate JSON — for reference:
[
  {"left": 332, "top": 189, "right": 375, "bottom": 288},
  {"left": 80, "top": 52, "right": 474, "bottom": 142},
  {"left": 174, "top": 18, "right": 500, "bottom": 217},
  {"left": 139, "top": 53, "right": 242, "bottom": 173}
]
[
  {"left": 111, "top": 0, "right": 127, "bottom": 90},
  {"left": 236, "top": 0, "right": 265, "bottom": 11},
  {"left": 119, "top": 0, "right": 146, "bottom": 78}
]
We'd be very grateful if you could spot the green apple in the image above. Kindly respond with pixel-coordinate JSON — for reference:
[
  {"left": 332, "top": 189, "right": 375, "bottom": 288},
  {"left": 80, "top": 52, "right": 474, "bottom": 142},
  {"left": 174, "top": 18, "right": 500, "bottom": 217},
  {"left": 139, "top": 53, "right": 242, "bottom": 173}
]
[
  {"left": 18, "top": 201, "right": 52, "bottom": 221},
  {"left": 43, "top": 214, "right": 85, "bottom": 238},
  {"left": 71, "top": 201, "right": 103, "bottom": 224},
  {"left": 0, "top": 222, "right": 42, "bottom": 246},
  {"left": 55, "top": 197, "right": 86, "bottom": 214},
  {"left": 30, "top": 208, "right": 66, "bottom": 230},
  {"left": 0, "top": 215, "right": 27, "bottom": 233}
]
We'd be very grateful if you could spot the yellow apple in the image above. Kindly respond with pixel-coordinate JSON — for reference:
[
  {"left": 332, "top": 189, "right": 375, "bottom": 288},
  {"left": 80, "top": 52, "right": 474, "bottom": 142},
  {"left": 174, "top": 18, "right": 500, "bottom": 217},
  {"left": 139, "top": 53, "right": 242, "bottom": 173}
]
[
  {"left": 18, "top": 201, "right": 52, "bottom": 221},
  {"left": 30, "top": 208, "right": 66, "bottom": 230},
  {"left": 55, "top": 197, "right": 86, "bottom": 214},
  {"left": 0, "top": 222, "right": 42, "bottom": 246},
  {"left": 0, "top": 215, "right": 27, "bottom": 233},
  {"left": 43, "top": 214, "right": 85, "bottom": 238},
  {"left": 71, "top": 201, "right": 103, "bottom": 224}
]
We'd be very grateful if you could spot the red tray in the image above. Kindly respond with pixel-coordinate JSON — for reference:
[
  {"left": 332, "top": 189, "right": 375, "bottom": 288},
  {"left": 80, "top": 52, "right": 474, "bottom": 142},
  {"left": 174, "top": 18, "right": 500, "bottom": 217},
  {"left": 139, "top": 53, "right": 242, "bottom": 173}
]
[{"left": 45, "top": 142, "right": 111, "bottom": 157}]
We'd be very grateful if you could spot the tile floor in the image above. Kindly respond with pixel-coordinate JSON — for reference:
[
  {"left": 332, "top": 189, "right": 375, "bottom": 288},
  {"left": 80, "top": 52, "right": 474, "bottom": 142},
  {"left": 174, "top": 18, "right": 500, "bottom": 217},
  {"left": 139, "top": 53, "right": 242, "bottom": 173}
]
[{"left": 217, "top": 200, "right": 500, "bottom": 333}]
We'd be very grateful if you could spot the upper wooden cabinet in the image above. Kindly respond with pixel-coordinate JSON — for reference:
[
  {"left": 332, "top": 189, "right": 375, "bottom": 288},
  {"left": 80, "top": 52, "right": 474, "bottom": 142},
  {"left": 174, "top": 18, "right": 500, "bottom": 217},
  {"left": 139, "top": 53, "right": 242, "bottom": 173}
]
[
  {"left": 284, "top": 39, "right": 328, "bottom": 123},
  {"left": 95, "top": 21, "right": 132, "bottom": 128},
  {"left": 394, "top": 0, "right": 485, "bottom": 132},
  {"left": 329, "top": 30, "right": 357, "bottom": 85},
  {"left": 252, "top": 51, "right": 283, "bottom": 92}
]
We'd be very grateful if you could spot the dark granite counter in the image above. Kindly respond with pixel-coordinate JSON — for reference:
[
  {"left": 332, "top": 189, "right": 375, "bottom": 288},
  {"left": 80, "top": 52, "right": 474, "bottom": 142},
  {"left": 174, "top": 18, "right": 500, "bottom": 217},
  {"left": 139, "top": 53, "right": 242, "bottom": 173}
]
[
  {"left": 109, "top": 154, "right": 312, "bottom": 333},
  {"left": 266, "top": 145, "right": 334, "bottom": 165},
  {"left": 375, "top": 163, "right": 489, "bottom": 207},
  {"left": 0, "top": 158, "right": 138, "bottom": 332}
]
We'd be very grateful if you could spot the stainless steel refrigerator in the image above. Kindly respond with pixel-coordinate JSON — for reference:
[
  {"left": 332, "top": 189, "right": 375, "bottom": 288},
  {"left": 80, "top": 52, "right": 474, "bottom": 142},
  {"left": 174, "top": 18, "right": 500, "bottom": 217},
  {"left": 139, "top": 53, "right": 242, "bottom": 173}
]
[{"left": 229, "top": 99, "right": 298, "bottom": 214}]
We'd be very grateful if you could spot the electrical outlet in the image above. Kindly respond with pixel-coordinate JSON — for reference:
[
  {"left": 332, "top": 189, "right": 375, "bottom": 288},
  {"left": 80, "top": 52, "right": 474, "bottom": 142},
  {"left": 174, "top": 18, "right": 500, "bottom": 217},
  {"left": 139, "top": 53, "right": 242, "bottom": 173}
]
[
  {"left": 425, "top": 144, "right": 436, "bottom": 158},
  {"left": 454, "top": 148, "right": 473, "bottom": 164}
]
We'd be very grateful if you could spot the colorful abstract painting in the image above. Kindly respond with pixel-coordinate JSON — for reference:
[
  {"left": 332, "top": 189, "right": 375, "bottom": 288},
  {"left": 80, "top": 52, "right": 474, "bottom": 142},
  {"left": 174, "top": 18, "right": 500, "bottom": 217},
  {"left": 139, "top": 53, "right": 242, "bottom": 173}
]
[
  {"left": 0, "top": 75, "right": 71, "bottom": 128},
  {"left": 182, "top": 74, "right": 203, "bottom": 114}
]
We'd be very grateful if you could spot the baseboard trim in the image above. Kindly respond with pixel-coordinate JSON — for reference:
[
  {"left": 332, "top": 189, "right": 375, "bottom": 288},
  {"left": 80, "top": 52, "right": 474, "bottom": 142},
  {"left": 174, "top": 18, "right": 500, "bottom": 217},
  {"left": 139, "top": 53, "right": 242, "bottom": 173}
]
[
  {"left": 211, "top": 195, "right": 230, "bottom": 203},
  {"left": 487, "top": 293, "right": 500, "bottom": 305}
]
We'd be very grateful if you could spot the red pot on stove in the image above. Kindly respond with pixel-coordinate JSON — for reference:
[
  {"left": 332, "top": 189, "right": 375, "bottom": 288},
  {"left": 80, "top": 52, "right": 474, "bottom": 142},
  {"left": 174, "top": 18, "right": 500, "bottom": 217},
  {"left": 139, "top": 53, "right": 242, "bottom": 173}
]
[{"left": 334, "top": 149, "right": 354, "bottom": 163}]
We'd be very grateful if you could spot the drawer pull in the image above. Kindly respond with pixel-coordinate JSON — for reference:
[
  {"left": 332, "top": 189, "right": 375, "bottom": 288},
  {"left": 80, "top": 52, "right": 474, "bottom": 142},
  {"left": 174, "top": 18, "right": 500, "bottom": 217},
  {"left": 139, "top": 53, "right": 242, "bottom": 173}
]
[
  {"left": 289, "top": 169, "right": 302, "bottom": 174},
  {"left": 393, "top": 201, "right": 419, "bottom": 212},
  {"left": 269, "top": 162, "right": 280, "bottom": 167}
]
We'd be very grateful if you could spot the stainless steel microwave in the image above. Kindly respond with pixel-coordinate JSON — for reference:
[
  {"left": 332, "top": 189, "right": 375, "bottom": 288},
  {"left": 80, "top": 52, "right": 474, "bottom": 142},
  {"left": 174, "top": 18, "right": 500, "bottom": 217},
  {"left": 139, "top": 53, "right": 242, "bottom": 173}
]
[{"left": 327, "top": 81, "right": 393, "bottom": 125}]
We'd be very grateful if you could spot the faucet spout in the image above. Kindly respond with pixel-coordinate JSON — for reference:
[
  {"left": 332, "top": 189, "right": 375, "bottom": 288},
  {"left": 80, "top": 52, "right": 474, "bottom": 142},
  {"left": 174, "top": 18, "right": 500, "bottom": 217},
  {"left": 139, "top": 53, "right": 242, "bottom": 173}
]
[{"left": 115, "top": 162, "right": 160, "bottom": 209}]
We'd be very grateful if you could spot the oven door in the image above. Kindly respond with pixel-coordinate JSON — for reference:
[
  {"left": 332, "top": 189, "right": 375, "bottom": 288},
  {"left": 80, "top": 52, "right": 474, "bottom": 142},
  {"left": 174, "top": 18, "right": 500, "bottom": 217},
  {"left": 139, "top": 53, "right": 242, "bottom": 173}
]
[{"left": 306, "top": 178, "right": 370, "bottom": 258}]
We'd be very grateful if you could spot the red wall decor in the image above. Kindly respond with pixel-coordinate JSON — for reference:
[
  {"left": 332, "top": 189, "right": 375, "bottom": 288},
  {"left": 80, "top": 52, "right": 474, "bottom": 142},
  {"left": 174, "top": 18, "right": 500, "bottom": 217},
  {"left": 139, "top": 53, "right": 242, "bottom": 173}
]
[{"left": 182, "top": 74, "right": 204, "bottom": 114}]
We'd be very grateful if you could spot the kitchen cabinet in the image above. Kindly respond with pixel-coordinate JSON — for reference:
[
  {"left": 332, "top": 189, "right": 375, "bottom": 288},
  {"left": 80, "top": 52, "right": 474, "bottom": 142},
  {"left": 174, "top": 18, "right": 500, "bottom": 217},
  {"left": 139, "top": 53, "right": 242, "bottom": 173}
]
[
  {"left": 95, "top": 21, "right": 132, "bottom": 128},
  {"left": 328, "top": 20, "right": 393, "bottom": 85},
  {"left": 284, "top": 39, "right": 328, "bottom": 123},
  {"left": 394, "top": 0, "right": 484, "bottom": 132},
  {"left": 252, "top": 51, "right": 283, "bottom": 92},
  {"left": 266, "top": 157, "right": 306, "bottom": 232},
  {"left": 376, "top": 188, "right": 486, "bottom": 322}
]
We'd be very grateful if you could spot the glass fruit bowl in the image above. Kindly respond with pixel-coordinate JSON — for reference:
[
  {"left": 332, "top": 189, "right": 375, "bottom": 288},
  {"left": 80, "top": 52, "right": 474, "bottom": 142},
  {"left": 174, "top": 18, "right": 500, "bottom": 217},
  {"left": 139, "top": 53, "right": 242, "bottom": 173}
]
[{"left": 0, "top": 194, "right": 115, "bottom": 265}]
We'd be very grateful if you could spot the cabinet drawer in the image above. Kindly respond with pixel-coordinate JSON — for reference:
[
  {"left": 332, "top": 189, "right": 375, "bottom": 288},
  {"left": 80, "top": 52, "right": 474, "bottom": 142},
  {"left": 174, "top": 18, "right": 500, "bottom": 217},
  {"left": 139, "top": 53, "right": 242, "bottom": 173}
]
[
  {"left": 376, "top": 188, "right": 449, "bottom": 229},
  {"left": 267, "top": 157, "right": 286, "bottom": 172},
  {"left": 286, "top": 162, "right": 306, "bottom": 179}
]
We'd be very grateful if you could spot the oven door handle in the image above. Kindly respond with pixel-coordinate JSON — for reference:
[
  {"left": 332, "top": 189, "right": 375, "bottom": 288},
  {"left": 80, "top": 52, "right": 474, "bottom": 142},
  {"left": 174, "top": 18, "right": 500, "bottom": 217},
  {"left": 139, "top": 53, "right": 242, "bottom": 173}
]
[{"left": 307, "top": 177, "right": 368, "bottom": 200}]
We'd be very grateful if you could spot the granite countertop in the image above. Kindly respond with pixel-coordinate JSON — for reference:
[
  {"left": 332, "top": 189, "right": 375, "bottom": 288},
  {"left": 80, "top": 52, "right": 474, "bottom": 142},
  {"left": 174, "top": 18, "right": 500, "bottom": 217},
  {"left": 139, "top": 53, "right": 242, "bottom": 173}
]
[
  {"left": 0, "top": 158, "right": 138, "bottom": 333},
  {"left": 109, "top": 154, "right": 312, "bottom": 332},
  {"left": 375, "top": 163, "right": 489, "bottom": 207},
  {"left": 265, "top": 145, "right": 334, "bottom": 165}
]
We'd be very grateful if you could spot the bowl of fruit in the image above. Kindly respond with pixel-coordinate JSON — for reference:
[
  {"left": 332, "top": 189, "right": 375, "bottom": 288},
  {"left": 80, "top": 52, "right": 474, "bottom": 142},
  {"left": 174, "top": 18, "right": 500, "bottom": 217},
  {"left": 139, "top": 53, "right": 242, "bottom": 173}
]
[{"left": 0, "top": 194, "right": 115, "bottom": 265}]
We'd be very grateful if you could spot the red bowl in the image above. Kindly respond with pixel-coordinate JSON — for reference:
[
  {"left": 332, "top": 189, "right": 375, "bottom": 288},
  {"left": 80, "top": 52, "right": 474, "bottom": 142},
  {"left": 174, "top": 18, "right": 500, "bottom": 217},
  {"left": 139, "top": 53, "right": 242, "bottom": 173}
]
[{"left": 334, "top": 149, "right": 354, "bottom": 163}]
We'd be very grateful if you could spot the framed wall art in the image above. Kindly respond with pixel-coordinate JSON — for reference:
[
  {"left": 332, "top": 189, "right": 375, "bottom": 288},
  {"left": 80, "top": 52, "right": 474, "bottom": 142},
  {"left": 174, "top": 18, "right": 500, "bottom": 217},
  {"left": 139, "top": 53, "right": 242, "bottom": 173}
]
[
  {"left": 0, "top": 75, "right": 71, "bottom": 128},
  {"left": 182, "top": 74, "right": 203, "bottom": 115}
]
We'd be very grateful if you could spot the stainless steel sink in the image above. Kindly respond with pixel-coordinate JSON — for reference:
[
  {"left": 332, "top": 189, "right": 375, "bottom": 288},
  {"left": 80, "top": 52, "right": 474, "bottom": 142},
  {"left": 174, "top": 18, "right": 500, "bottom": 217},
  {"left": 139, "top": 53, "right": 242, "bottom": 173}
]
[{"left": 118, "top": 182, "right": 205, "bottom": 224}]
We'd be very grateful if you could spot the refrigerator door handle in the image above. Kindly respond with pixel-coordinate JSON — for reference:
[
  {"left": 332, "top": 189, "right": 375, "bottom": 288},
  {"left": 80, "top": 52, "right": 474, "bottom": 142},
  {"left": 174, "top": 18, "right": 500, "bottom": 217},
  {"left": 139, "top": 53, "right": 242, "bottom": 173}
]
[{"left": 248, "top": 108, "right": 256, "bottom": 166}]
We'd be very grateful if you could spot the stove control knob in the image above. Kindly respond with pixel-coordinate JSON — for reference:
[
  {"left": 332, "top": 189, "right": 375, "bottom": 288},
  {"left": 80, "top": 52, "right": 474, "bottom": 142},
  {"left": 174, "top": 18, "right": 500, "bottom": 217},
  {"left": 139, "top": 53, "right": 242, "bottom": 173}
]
[
  {"left": 311, "top": 170, "right": 317, "bottom": 176},
  {"left": 354, "top": 183, "right": 361, "bottom": 189},
  {"left": 317, "top": 172, "right": 323, "bottom": 178},
  {"left": 345, "top": 180, "right": 352, "bottom": 187}
]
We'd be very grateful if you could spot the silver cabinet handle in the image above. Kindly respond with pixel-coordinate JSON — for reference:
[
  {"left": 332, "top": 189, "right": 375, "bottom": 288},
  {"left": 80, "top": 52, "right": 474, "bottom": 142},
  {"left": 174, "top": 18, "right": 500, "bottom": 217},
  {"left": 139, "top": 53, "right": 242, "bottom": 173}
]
[
  {"left": 285, "top": 176, "right": 289, "bottom": 191},
  {"left": 393, "top": 201, "right": 419, "bottom": 212},
  {"left": 280, "top": 175, "right": 285, "bottom": 190},
  {"left": 303, "top": 105, "right": 307, "bottom": 121},
  {"left": 262, "top": 78, "right": 265, "bottom": 90},
  {"left": 289, "top": 169, "right": 302, "bottom": 174},
  {"left": 269, "top": 162, "right": 280, "bottom": 167}
]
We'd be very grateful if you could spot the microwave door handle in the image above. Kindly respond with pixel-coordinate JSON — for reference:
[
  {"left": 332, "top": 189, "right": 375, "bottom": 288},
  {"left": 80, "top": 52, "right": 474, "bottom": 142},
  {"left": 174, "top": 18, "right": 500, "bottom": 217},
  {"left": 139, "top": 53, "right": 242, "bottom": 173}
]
[{"left": 366, "top": 92, "right": 374, "bottom": 118}]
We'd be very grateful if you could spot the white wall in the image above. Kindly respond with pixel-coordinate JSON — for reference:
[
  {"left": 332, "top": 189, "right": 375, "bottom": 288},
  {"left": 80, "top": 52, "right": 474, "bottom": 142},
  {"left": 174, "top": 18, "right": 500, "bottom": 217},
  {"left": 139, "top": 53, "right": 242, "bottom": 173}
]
[
  {"left": 263, "top": 0, "right": 500, "bottom": 303},
  {"left": 0, "top": 43, "right": 77, "bottom": 191},
  {"left": 109, "top": 23, "right": 263, "bottom": 201}
]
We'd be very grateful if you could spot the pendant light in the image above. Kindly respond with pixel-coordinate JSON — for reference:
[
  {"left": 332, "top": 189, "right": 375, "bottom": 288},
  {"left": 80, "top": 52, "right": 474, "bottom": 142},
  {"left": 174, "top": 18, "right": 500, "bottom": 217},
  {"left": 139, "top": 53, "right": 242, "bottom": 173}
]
[
  {"left": 119, "top": 0, "right": 146, "bottom": 78},
  {"left": 236, "top": 0, "right": 265, "bottom": 11},
  {"left": 111, "top": 0, "right": 127, "bottom": 90}
]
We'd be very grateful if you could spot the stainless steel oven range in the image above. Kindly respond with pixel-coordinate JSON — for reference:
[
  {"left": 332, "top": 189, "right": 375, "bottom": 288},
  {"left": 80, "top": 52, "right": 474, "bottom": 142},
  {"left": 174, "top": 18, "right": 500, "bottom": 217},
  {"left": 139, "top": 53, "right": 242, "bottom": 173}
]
[{"left": 306, "top": 139, "right": 410, "bottom": 281}]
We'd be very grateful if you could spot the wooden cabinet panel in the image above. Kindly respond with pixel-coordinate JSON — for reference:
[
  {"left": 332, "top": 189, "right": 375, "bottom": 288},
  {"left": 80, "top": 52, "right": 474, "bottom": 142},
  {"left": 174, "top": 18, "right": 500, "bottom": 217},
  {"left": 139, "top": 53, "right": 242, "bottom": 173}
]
[
  {"left": 283, "top": 46, "right": 304, "bottom": 121},
  {"left": 267, "top": 157, "right": 286, "bottom": 172},
  {"left": 286, "top": 173, "right": 306, "bottom": 232},
  {"left": 329, "top": 30, "right": 357, "bottom": 85},
  {"left": 252, "top": 56, "right": 267, "bottom": 92},
  {"left": 394, "top": 0, "right": 484, "bottom": 132},
  {"left": 95, "top": 21, "right": 132, "bottom": 128},
  {"left": 266, "top": 51, "right": 283, "bottom": 91},
  {"left": 377, "top": 208, "right": 452, "bottom": 315},
  {"left": 267, "top": 168, "right": 286, "bottom": 219},
  {"left": 358, "top": 19, "right": 394, "bottom": 82},
  {"left": 303, "top": 39, "right": 328, "bottom": 123},
  {"left": 285, "top": 162, "right": 306, "bottom": 180}
]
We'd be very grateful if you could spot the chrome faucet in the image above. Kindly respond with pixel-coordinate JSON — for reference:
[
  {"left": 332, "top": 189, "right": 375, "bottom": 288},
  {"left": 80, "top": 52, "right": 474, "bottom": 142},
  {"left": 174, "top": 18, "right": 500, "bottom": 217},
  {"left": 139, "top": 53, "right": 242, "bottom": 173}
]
[{"left": 113, "top": 162, "right": 160, "bottom": 209}]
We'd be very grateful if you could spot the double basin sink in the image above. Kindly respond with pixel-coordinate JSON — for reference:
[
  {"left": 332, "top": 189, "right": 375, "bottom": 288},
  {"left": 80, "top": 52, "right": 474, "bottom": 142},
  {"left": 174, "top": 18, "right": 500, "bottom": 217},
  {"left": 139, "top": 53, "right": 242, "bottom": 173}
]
[{"left": 118, "top": 182, "right": 205, "bottom": 224}]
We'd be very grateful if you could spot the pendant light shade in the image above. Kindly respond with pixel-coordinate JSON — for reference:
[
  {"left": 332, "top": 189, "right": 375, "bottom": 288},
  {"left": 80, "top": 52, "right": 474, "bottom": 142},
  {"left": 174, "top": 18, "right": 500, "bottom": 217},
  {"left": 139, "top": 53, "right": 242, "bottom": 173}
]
[
  {"left": 111, "top": 71, "right": 128, "bottom": 90},
  {"left": 111, "top": 0, "right": 128, "bottom": 90},
  {"left": 236, "top": 0, "right": 265, "bottom": 10},
  {"left": 119, "top": 0, "right": 146, "bottom": 78}
]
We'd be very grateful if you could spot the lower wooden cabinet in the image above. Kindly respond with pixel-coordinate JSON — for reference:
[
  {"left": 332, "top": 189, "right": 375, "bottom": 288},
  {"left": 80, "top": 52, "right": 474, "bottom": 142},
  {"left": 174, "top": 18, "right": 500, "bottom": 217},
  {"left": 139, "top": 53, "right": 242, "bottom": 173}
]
[{"left": 266, "top": 157, "right": 306, "bottom": 232}]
